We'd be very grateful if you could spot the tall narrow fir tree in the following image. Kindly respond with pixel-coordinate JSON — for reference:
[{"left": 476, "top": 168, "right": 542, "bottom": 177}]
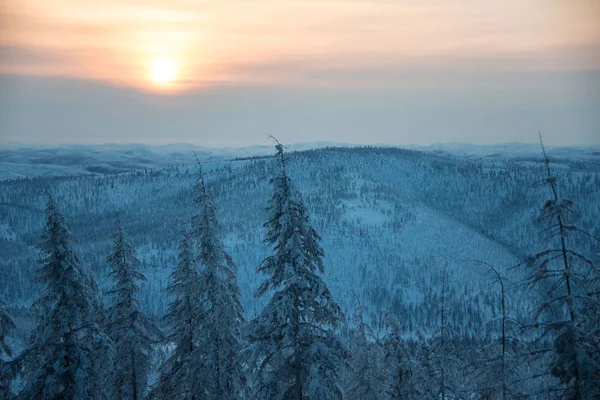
[
  {"left": 526, "top": 135, "right": 600, "bottom": 399},
  {"left": 150, "top": 227, "right": 204, "bottom": 399},
  {"left": 106, "top": 217, "right": 159, "bottom": 400},
  {"left": 16, "top": 194, "right": 109, "bottom": 400},
  {"left": 249, "top": 143, "right": 346, "bottom": 400},
  {"left": 192, "top": 161, "right": 245, "bottom": 400}
]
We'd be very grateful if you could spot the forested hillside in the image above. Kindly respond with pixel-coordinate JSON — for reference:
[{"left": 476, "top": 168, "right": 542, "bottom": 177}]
[{"left": 1, "top": 145, "right": 599, "bottom": 398}]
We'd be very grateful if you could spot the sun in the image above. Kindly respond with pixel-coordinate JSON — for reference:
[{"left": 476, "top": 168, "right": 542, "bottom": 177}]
[{"left": 148, "top": 58, "right": 177, "bottom": 85}]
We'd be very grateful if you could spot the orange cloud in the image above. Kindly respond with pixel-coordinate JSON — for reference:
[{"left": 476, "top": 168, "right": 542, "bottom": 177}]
[{"left": 1, "top": 0, "right": 599, "bottom": 92}]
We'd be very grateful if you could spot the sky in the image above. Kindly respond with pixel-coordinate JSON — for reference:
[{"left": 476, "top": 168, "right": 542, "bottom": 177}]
[{"left": 0, "top": 0, "right": 599, "bottom": 147}]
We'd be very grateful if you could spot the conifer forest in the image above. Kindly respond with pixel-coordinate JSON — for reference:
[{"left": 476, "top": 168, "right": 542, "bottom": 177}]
[{"left": 0, "top": 142, "right": 599, "bottom": 399}]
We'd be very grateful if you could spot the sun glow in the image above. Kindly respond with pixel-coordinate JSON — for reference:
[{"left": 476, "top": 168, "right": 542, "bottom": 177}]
[{"left": 148, "top": 58, "right": 178, "bottom": 86}]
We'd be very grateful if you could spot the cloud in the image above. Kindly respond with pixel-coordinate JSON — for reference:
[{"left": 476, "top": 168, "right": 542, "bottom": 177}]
[
  {"left": 1, "top": 1, "right": 598, "bottom": 146},
  {"left": 1, "top": 0, "right": 599, "bottom": 91}
]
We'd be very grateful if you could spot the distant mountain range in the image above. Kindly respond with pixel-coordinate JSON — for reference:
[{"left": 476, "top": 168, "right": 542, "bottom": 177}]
[
  {"left": 1, "top": 141, "right": 598, "bottom": 181},
  {"left": 407, "top": 142, "right": 600, "bottom": 160}
]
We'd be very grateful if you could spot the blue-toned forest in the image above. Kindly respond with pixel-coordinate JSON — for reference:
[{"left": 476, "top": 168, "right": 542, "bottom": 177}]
[{"left": 1, "top": 143, "right": 599, "bottom": 399}]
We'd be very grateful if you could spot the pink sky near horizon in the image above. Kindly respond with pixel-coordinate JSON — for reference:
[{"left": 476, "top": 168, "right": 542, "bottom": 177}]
[{"left": 2, "top": 0, "right": 599, "bottom": 92}]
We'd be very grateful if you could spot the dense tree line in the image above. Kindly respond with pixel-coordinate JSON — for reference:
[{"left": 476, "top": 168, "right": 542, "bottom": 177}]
[
  {"left": 0, "top": 144, "right": 598, "bottom": 398},
  {"left": 1, "top": 147, "right": 598, "bottom": 319}
]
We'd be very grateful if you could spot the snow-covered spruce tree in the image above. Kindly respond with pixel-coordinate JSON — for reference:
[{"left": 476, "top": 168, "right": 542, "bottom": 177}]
[
  {"left": 344, "top": 306, "right": 386, "bottom": 400},
  {"left": 105, "top": 217, "right": 159, "bottom": 400},
  {"left": 249, "top": 143, "right": 347, "bottom": 400},
  {"left": 16, "top": 194, "right": 110, "bottom": 400},
  {"left": 0, "top": 299, "right": 16, "bottom": 398},
  {"left": 191, "top": 161, "right": 245, "bottom": 399},
  {"left": 524, "top": 136, "right": 600, "bottom": 399},
  {"left": 150, "top": 226, "right": 204, "bottom": 399}
]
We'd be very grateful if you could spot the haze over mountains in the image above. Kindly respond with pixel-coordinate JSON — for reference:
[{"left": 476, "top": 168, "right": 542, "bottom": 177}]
[{"left": 1, "top": 141, "right": 599, "bottom": 181}]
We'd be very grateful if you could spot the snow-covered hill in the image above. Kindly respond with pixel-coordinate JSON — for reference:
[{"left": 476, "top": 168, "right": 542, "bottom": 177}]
[
  {"left": 0, "top": 141, "right": 359, "bottom": 180},
  {"left": 2, "top": 141, "right": 598, "bottom": 182},
  {"left": 0, "top": 145, "right": 598, "bottom": 337}
]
